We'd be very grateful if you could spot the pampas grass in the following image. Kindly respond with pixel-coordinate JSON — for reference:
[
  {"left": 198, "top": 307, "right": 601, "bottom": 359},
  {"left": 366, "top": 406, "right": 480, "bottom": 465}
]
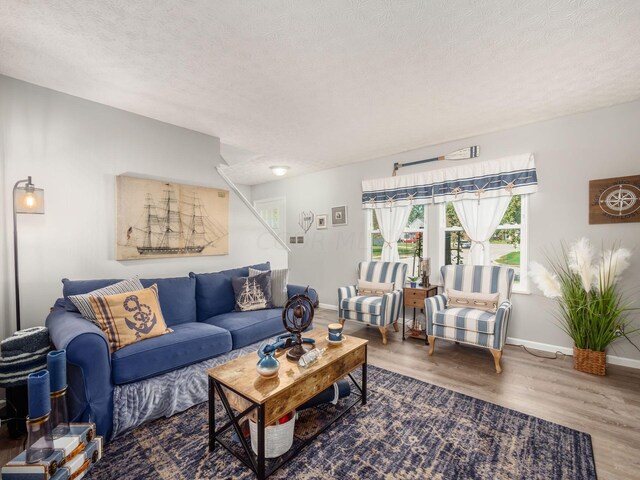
[
  {"left": 530, "top": 262, "right": 562, "bottom": 298},
  {"left": 530, "top": 238, "right": 637, "bottom": 352}
]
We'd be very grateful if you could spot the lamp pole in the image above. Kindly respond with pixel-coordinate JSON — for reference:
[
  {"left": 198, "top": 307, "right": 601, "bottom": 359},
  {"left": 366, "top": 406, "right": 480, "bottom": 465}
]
[{"left": 12, "top": 177, "right": 33, "bottom": 332}]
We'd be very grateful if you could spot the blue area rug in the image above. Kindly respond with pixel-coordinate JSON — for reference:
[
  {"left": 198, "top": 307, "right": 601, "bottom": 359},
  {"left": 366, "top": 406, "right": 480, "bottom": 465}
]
[{"left": 86, "top": 365, "right": 596, "bottom": 479}]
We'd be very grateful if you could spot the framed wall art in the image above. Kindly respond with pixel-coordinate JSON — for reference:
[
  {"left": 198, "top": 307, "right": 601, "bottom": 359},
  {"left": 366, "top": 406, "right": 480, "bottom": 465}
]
[
  {"left": 331, "top": 205, "right": 348, "bottom": 226},
  {"left": 589, "top": 175, "right": 640, "bottom": 224},
  {"left": 316, "top": 214, "right": 328, "bottom": 229},
  {"left": 116, "top": 175, "right": 229, "bottom": 260}
]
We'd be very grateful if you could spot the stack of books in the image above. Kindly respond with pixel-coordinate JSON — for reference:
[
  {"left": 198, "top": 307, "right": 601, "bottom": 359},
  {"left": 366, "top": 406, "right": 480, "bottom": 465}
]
[{"left": 1, "top": 423, "right": 102, "bottom": 480}]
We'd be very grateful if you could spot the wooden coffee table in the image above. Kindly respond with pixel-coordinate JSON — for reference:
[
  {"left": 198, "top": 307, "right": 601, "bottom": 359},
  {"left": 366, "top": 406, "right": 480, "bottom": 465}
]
[{"left": 208, "top": 329, "right": 368, "bottom": 480}]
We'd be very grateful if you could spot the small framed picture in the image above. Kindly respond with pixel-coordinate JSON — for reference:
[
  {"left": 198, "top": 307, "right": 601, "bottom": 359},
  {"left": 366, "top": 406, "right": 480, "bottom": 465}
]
[
  {"left": 296, "top": 236, "right": 304, "bottom": 244},
  {"left": 331, "top": 205, "right": 347, "bottom": 226},
  {"left": 289, "top": 236, "right": 297, "bottom": 244},
  {"left": 316, "top": 214, "right": 328, "bottom": 230}
]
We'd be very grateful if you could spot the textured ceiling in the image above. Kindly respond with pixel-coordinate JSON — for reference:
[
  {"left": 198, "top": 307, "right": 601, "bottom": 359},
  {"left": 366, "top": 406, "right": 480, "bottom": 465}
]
[{"left": 2, "top": 1, "right": 640, "bottom": 185}]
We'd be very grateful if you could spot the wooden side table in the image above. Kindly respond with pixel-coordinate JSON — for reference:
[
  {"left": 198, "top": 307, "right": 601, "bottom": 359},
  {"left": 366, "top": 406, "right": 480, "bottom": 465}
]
[{"left": 402, "top": 285, "right": 438, "bottom": 345}]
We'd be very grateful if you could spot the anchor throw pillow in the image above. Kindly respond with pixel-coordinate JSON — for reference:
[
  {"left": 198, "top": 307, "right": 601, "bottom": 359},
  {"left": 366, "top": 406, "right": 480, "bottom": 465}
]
[
  {"left": 88, "top": 284, "right": 172, "bottom": 352},
  {"left": 231, "top": 271, "right": 273, "bottom": 312}
]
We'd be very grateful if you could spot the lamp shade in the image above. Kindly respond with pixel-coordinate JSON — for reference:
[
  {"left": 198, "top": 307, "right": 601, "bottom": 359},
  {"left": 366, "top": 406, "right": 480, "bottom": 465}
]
[{"left": 14, "top": 186, "right": 45, "bottom": 214}]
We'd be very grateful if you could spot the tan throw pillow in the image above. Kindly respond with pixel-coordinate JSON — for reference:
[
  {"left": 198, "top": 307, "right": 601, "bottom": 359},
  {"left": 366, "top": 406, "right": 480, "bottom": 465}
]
[
  {"left": 357, "top": 279, "right": 394, "bottom": 296},
  {"left": 89, "top": 284, "right": 172, "bottom": 352},
  {"left": 446, "top": 288, "right": 499, "bottom": 313}
]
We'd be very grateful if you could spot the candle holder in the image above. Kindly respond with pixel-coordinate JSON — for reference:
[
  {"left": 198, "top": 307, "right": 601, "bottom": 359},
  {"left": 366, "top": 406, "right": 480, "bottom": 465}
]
[
  {"left": 50, "top": 387, "right": 70, "bottom": 438},
  {"left": 26, "top": 413, "right": 55, "bottom": 464}
]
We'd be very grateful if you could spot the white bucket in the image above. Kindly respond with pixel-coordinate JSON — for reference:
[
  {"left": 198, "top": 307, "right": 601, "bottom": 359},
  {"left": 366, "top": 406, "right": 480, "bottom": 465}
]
[{"left": 249, "top": 411, "right": 296, "bottom": 458}]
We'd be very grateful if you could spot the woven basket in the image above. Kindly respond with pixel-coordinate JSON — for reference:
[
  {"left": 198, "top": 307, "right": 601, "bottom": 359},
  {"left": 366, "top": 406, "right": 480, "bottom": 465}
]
[
  {"left": 249, "top": 411, "right": 296, "bottom": 458},
  {"left": 573, "top": 346, "right": 606, "bottom": 376}
]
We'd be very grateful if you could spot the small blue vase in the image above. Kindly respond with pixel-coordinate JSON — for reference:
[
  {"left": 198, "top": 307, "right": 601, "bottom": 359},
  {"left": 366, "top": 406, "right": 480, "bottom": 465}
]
[{"left": 256, "top": 350, "right": 280, "bottom": 378}]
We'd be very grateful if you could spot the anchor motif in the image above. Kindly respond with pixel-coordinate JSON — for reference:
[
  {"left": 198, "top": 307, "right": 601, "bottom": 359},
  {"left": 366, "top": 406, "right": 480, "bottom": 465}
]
[{"left": 123, "top": 294, "right": 157, "bottom": 338}]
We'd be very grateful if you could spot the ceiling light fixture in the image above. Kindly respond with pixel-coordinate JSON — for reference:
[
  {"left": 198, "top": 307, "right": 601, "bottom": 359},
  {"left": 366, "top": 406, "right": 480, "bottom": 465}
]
[{"left": 270, "top": 166, "right": 289, "bottom": 177}]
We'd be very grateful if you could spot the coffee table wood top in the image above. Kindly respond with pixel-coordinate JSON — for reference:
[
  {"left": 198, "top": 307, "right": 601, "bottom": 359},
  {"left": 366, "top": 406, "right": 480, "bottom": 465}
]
[{"left": 208, "top": 329, "right": 367, "bottom": 407}]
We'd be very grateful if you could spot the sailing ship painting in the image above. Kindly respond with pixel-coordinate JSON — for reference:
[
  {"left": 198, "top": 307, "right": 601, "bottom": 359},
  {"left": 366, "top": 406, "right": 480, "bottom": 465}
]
[
  {"left": 237, "top": 278, "right": 267, "bottom": 311},
  {"left": 116, "top": 175, "right": 229, "bottom": 260}
]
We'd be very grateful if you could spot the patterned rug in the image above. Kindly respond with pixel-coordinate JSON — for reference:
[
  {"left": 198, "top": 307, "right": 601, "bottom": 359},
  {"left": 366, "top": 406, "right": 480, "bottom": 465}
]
[{"left": 86, "top": 366, "right": 596, "bottom": 479}]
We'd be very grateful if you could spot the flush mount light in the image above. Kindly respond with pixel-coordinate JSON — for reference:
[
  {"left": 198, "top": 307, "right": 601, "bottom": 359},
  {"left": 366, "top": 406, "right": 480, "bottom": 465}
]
[{"left": 270, "top": 166, "right": 289, "bottom": 177}]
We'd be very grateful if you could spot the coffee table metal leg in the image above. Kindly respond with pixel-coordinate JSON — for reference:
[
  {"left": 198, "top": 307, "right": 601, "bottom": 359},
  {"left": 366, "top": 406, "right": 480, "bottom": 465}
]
[
  {"left": 257, "top": 404, "right": 266, "bottom": 480},
  {"left": 362, "top": 347, "right": 367, "bottom": 405},
  {"left": 208, "top": 376, "right": 215, "bottom": 452}
]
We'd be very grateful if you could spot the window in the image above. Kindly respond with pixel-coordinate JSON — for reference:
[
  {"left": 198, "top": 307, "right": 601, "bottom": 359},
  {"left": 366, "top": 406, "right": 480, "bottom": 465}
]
[
  {"left": 440, "top": 195, "right": 528, "bottom": 291},
  {"left": 366, "top": 205, "right": 426, "bottom": 277}
]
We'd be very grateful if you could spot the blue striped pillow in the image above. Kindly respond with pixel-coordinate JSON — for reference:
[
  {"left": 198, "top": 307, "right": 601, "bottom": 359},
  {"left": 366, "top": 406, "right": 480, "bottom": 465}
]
[
  {"left": 69, "top": 277, "right": 144, "bottom": 324},
  {"left": 249, "top": 267, "right": 289, "bottom": 307}
]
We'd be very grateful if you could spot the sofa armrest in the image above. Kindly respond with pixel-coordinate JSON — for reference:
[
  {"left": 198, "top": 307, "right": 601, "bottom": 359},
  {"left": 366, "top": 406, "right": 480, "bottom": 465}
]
[
  {"left": 338, "top": 285, "right": 357, "bottom": 302},
  {"left": 425, "top": 294, "right": 447, "bottom": 336},
  {"left": 287, "top": 284, "right": 319, "bottom": 306},
  {"left": 46, "top": 302, "right": 114, "bottom": 440},
  {"left": 380, "top": 289, "right": 403, "bottom": 326},
  {"left": 337, "top": 285, "right": 357, "bottom": 316},
  {"left": 492, "top": 301, "right": 512, "bottom": 350}
]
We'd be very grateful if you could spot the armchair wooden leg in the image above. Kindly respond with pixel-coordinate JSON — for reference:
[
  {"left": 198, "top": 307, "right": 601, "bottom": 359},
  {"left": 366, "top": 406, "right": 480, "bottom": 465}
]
[
  {"left": 428, "top": 336, "right": 435, "bottom": 355},
  {"left": 392, "top": 321, "right": 399, "bottom": 332},
  {"left": 378, "top": 326, "right": 388, "bottom": 345},
  {"left": 490, "top": 349, "right": 503, "bottom": 374},
  {"left": 339, "top": 318, "right": 345, "bottom": 326}
]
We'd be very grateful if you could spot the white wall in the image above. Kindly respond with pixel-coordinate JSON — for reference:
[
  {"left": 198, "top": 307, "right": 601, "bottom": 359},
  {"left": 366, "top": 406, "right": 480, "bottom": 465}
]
[
  {"left": 252, "top": 100, "right": 640, "bottom": 365},
  {"left": 0, "top": 75, "right": 287, "bottom": 338}
]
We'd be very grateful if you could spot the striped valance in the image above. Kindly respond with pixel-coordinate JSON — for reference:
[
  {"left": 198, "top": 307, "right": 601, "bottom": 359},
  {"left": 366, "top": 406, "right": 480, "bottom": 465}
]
[{"left": 362, "top": 153, "right": 538, "bottom": 208}]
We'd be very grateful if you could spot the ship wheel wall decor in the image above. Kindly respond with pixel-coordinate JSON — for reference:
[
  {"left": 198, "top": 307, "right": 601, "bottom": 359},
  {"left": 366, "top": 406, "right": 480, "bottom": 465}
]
[
  {"left": 589, "top": 175, "right": 640, "bottom": 224},
  {"left": 282, "top": 290, "right": 315, "bottom": 361}
]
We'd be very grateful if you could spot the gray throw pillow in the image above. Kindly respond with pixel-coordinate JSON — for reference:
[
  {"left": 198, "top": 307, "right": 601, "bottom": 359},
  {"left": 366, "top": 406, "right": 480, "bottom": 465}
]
[
  {"left": 69, "top": 277, "right": 144, "bottom": 325},
  {"left": 231, "top": 271, "right": 273, "bottom": 311},
  {"left": 249, "top": 267, "right": 289, "bottom": 307}
]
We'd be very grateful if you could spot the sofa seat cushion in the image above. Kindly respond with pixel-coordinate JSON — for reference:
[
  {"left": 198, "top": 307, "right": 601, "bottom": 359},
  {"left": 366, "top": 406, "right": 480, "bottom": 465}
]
[
  {"left": 340, "top": 296, "right": 382, "bottom": 315},
  {"left": 203, "top": 308, "right": 285, "bottom": 349},
  {"left": 434, "top": 308, "right": 496, "bottom": 334},
  {"left": 111, "top": 323, "right": 232, "bottom": 385}
]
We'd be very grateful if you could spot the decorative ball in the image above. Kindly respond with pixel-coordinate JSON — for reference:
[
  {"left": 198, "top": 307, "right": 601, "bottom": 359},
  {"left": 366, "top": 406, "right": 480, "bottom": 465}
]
[{"left": 282, "top": 293, "right": 314, "bottom": 334}]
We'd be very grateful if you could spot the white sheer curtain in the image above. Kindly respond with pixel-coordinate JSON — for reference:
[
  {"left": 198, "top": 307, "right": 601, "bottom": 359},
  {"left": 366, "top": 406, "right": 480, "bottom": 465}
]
[
  {"left": 453, "top": 197, "right": 511, "bottom": 265},
  {"left": 374, "top": 206, "right": 411, "bottom": 262}
]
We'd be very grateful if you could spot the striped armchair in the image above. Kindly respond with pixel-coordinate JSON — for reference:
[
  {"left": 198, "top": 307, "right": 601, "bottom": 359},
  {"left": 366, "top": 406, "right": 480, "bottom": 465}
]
[
  {"left": 338, "top": 261, "right": 407, "bottom": 345},
  {"left": 426, "top": 265, "right": 514, "bottom": 373}
]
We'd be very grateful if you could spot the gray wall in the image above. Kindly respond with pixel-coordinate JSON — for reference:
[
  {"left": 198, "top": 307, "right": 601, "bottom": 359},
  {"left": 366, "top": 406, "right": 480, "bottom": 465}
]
[
  {"left": 253, "top": 100, "right": 640, "bottom": 365},
  {"left": 0, "top": 76, "right": 288, "bottom": 339}
]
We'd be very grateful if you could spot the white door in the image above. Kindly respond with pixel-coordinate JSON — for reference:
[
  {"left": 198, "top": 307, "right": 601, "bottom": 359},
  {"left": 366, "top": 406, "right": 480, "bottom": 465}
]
[{"left": 254, "top": 197, "right": 286, "bottom": 242}]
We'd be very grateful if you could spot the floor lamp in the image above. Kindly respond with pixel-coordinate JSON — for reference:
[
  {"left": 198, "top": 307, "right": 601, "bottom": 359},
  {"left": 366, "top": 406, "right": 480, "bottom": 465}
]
[{"left": 13, "top": 176, "right": 45, "bottom": 332}]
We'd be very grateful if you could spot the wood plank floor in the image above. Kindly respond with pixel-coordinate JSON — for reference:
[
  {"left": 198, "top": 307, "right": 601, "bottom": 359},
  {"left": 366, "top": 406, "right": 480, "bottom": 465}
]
[
  {"left": 2, "top": 308, "right": 638, "bottom": 478},
  {"left": 314, "top": 308, "right": 640, "bottom": 480}
]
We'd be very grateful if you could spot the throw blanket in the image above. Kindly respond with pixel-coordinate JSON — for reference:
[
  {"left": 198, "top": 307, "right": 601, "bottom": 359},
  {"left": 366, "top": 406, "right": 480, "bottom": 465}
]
[{"left": 0, "top": 326, "right": 50, "bottom": 388}]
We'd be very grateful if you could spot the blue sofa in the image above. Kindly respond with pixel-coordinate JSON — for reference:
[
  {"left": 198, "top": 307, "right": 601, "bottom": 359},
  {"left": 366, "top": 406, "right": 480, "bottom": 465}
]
[{"left": 45, "top": 262, "right": 317, "bottom": 441}]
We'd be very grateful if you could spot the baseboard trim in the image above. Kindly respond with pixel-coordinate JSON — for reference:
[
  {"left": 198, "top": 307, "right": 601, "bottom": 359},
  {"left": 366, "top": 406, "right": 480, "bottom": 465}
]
[
  {"left": 315, "top": 307, "right": 640, "bottom": 369},
  {"left": 318, "top": 303, "right": 338, "bottom": 311},
  {"left": 506, "top": 336, "right": 640, "bottom": 370}
]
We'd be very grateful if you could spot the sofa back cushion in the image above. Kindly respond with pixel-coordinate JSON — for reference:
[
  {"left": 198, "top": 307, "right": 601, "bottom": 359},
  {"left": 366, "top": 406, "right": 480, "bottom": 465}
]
[
  {"left": 62, "top": 275, "right": 196, "bottom": 327},
  {"left": 191, "top": 262, "right": 270, "bottom": 321},
  {"left": 140, "top": 276, "right": 196, "bottom": 326}
]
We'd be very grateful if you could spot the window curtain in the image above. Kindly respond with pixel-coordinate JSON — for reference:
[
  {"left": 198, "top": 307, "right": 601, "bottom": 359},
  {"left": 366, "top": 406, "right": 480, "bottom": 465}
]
[
  {"left": 453, "top": 196, "right": 511, "bottom": 265},
  {"left": 374, "top": 206, "right": 411, "bottom": 262}
]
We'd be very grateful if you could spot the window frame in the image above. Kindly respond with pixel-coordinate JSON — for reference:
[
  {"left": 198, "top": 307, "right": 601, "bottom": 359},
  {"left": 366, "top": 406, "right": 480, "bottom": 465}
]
[{"left": 438, "top": 195, "right": 529, "bottom": 294}]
